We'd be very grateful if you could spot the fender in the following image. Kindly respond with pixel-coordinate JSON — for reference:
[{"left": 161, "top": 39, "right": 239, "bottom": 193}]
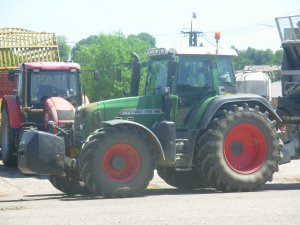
[
  {"left": 44, "top": 97, "right": 75, "bottom": 133},
  {"left": 1, "top": 95, "right": 22, "bottom": 128},
  {"left": 199, "top": 94, "right": 282, "bottom": 130},
  {"left": 102, "top": 119, "right": 166, "bottom": 163}
]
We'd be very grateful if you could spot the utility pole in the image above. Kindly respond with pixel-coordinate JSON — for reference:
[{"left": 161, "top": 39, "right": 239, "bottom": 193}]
[{"left": 181, "top": 12, "right": 203, "bottom": 47}]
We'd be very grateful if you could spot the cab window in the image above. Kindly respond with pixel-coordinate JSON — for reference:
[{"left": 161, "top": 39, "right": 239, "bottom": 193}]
[
  {"left": 145, "top": 59, "right": 168, "bottom": 95},
  {"left": 216, "top": 57, "right": 236, "bottom": 85}
]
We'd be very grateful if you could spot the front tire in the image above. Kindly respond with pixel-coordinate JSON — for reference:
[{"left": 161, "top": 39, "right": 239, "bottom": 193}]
[
  {"left": 79, "top": 126, "right": 155, "bottom": 198},
  {"left": 1, "top": 107, "right": 17, "bottom": 167},
  {"left": 196, "top": 104, "right": 281, "bottom": 192},
  {"left": 48, "top": 171, "right": 89, "bottom": 195}
]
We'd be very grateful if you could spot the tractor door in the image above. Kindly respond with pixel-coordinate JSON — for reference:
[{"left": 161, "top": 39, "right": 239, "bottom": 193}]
[
  {"left": 174, "top": 56, "right": 214, "bottom": 128},
  {"left": 145, "top": 57, "right": 178, "bottom": 122}
]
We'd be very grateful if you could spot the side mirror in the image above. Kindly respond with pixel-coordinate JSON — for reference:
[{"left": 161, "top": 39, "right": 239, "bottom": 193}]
[
  {"left": 8, "top": 70, "right": 15, "bottom": 81},
  {"left": 117, "top": 67, "right": 122, "bottom": 82},
  {"left": 94, "top": 70, "right": 100, "bottom": 81}
]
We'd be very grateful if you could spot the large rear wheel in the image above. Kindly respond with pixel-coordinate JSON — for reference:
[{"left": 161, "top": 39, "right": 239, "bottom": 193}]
[
  {"left": 1, "top": 107, "right": 17, "bottom": 167},
  {"left": 196, "top": 104, "right": 281, "bottom": 192},
  {"left": 79, "top": 126, "right": 155, "bottom": 198}
]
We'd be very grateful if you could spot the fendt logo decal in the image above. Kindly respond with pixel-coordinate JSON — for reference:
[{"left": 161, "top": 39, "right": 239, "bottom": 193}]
[{"left": 119, "top": 108, "right": 162, "bottom": 115}]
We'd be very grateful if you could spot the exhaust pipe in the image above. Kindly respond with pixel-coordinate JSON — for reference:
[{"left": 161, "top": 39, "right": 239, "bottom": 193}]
[{"left": 130, "top": 52, "right": 141, "bottom": 97}]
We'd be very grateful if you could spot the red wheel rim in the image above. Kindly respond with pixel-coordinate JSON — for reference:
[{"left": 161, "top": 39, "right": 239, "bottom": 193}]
[
  {"left": 224, "top": 123, "right": 267, "bottom": 174},
  {"left": 103, "top": 143, "right": 141, "bottom": 182}
]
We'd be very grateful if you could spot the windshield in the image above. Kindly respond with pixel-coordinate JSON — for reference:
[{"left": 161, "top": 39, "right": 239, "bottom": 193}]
[
  {"left": 30, "top": 70, "right": 80, "bottom": 105},
  {"left": 177, "top": 56, "right": 213, "bottom": 89},
  {"left": 145, "top": 59, "right": 168, "bottom": 95},
  {"left": 216, "top": 57, "right": 236, "bottom": 86}
]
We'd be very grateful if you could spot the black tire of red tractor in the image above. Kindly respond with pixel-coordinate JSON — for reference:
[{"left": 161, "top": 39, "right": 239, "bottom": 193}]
[
  {"left": 79, "top": 126, "right": 155, "bottom": 198},
  {"left": 157, "top": 167, "right": 210, "bottom": 189},
  {"left": 1, "top": 107, "right": 17, "bottom": 167},
  {"left": 195, "top": 104, "right": 281, "bottom": 192},
  {"left": 48, "top": 173, "right": 90, "bottom": 195}
]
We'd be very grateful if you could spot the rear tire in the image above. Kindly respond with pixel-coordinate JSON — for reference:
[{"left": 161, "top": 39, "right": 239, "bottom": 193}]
[
  {"left": 157, "top": 167, "right": 210, "bottom": 189},
  {"left": 79, "top": 126, "right": 155, "bottom": 198},
  {"left": 196, "top": 104, "right": 281, "bottom": 192},
  {"left": 1, "top": 107, "right": 17, "bottom": 167}
]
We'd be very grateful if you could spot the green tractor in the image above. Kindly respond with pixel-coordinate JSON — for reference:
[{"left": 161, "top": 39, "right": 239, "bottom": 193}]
[{"left": 18, "top": 46, "right": 283, "bottom": 197}]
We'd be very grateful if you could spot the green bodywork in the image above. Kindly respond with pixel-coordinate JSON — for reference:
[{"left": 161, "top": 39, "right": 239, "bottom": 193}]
[{"left": 77, "top": 49, "right": 237, "bottom": 141}]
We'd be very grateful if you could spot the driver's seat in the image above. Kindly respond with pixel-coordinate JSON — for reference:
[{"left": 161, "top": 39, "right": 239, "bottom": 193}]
[{"left": 37, "top": 85, "right": 55, "bottom": 102}]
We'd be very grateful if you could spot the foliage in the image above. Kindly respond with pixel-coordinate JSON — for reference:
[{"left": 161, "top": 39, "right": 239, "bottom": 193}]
[
  {"left": 233, "top": 47, "right": 283, "bottom": 71},
  {"left": 72, "top": 31, "right": 284, "bottom": 102},
  {"left": 57, "top": 36, "right": 71, "bottom": 62},
  {"left": 71, "top": 32, "right": 155, "bottom": 102}
]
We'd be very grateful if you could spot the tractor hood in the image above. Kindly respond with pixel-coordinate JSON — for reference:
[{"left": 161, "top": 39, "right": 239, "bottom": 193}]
[{"left": 78, "top": 95, "right": 164, "bottom": 139}]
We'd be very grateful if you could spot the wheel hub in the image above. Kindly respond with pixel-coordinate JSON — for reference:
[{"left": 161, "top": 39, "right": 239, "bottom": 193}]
[
  {"left": 224, "top": 123, "right": 267, "bottom": 174},
  {"left": 230, "top": 141, "right": 243, "bottom": 156},
  {"left": 110, "top": 155, "right": 126, "bottom": 170},
  {"left": 103, "top": 143, "right": 141, "bottom": 182}
]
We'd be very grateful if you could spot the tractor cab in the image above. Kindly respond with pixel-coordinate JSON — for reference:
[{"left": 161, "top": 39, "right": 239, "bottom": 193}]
[
  {"left": 145, "top": 47, "right": 238, "bottom": 97},
  {"left": 144, "top": 47, "right": 238, "bottom": 127},
  {"left": 18, "top": 62, "right": 82, "bottom": 107},
  {"left": 16, "top": 62, "right": 83, "bottom": 131}
]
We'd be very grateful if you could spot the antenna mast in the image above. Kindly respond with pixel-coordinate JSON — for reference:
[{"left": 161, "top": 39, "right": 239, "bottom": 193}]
[{"left": 181, "top": 12, "right": 203, "bottom": 47}]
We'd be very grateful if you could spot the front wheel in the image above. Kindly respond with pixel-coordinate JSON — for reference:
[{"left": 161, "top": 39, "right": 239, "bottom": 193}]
[
  {"left": 1, "top": 107, "right": 17, "bottom": 167},
  {"left": 196, "top": 104, "right": 281, "bottom": 192},
  {"left": 79, "top": 126, "right": 155, "bottom": 198},
  {"left": 48, "top": 171, "right": 89, "bottom": 195}
]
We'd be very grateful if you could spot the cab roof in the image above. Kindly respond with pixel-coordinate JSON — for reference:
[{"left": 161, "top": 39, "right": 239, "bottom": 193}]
[
  {"left": 146, "top": 47, "right": 237, "bottom": 57},
  {"left": 169, "top": 47, "right": 238, "bottom": 56},
  {"left": 18, "top": 62, "right": 80, "bottom": 70}
]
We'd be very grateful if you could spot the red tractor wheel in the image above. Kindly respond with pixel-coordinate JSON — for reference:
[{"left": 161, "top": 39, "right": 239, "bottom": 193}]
[
  {"left": 196, "top": 104, "right": 281, "bottom": 192},
  {"left": 224, "top": 123, "right": 267, "bottom": 174},
  {"left": 79, "top": 126, "right": 155, "bottom": 198},
  {"left": 102, "top": 143, "right": 141, "bottom": 183},
  {"left": 1, "top": 106, "right": 17, "bottom": 167}
]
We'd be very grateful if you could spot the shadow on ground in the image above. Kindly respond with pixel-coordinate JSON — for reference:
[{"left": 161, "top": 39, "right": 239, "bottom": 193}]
[
  {"left": 1, "top": 182, "right": 300, "bottom": 204},
  {"left": 0, "top": 163, "right": 46, "bottom": 180}
]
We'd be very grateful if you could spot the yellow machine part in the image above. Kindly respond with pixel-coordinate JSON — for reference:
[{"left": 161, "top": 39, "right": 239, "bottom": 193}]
[{"left": 0, "top": 27, "right": 60, "bottom": 70}]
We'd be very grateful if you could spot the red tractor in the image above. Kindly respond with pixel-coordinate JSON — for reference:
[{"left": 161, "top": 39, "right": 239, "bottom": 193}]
[{"left": 1, "top": 62, "right": 87, "bottom": 167}]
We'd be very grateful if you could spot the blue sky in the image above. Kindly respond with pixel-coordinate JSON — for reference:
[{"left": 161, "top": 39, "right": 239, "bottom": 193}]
[{"left": 1, "top": 0, "right": 299, "bottom": 51}]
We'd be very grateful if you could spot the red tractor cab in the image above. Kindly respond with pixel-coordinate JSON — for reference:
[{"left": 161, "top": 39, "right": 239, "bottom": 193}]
[{"left": 1, "top": 62, "right": 84, "bottom": 166}]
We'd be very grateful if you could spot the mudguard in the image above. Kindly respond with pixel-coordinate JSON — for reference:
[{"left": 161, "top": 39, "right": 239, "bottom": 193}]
[
  {"left": 1, "top": 95, "right": 22, "bottom": 128},
  {"left": 102, "top": 119, "right": 166, "bottom": 163},
  {"left": 198, "top": 95, "right": 282, "bottom": 129}
]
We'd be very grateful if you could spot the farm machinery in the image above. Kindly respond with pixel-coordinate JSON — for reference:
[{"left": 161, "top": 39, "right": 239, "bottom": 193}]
[
  {"left": 1, "top": 62, "right": 86, "bottom": 168},
  {"left": 0, "top": 27, "right": 60, "bottom": 130},
  {"left": 17, "top": 43, "right": 283, "bottom": 197},
  {"left": 274, "top": 15, "right": 300, "bottom": 160},
  {"left": 0, "top": 28, "right": 89, "bottom": 171}
]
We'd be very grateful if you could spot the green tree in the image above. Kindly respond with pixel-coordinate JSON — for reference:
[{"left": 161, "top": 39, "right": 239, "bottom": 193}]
[
  {"left": 72, "top": 32, "right": 155, "bottom": 102},
  {"left": 272, "top": 50, "right": 283, "bottom": 65},
  {"left": 233, "top": 47, "right": 282, "bottom": 71},
  {"left": 137, "top": 32, "right": 156, "bottom": 47},
  {"left": 57, "top": 36, "right": 71, "bottom": 61}
]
